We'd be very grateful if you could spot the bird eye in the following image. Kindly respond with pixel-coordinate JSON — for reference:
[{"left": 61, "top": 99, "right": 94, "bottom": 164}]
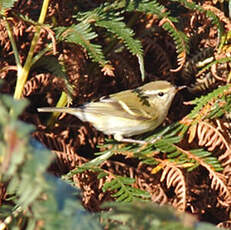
[{"left": 157, "top": 92, "right": 164, "bottom": 97}]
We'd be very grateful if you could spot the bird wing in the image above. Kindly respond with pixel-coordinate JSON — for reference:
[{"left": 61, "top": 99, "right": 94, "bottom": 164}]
[{"left": 91, "top": 90, "right": 159, "bottom": 121}]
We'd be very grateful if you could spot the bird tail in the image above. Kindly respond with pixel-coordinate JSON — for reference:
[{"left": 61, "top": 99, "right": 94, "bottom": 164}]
[{"left": 37, "top": 107, "right": 78, "bottom": 115}]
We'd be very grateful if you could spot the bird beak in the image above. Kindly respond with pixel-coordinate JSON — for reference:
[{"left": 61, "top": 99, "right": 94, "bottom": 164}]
[{"left": 176, "top": 85, "right": 187, "bottom": 92}]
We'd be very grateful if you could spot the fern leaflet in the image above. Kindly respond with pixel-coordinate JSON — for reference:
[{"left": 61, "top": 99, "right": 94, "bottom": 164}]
[
  {"left": 55, "top": 23, "right": 108, "bottom": 67},
  {"left": 76, "top": 5, "right": 144, "bottom": 79},
  {"left": 126, "top": 0, "right": 171, "bottom": 19},
  {"left": 103, "top": 176, "right": 150, "bottom": 202},
  {"left": 160, "top": 19, "right": 189, "bottom": 71},
  {"left": 188, "top": 84, "right": 231, "bottom": 119}
]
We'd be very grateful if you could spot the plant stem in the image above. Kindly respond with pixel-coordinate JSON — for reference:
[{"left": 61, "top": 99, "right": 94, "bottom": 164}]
[
  {"left": 47, "top": 91, "right": 68, "bottom": 127},
  {"left": 13, "top": 0, "right": 50, "bottom": 99},
  {"left": 4, "top": 17, "right": 22, "bottom": 70}
]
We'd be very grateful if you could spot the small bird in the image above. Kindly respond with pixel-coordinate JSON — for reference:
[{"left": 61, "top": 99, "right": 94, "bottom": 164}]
[{"left": 38, "top": 81, "right": 184, "bottom": 144}]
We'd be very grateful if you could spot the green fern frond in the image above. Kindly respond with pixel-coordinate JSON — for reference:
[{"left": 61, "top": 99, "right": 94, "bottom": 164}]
[
  {"left": 0, "top": 0, "right": 17, "bottom": 10},
  {"left": 67, "top": 148, "right": 116, "bottom": 177},
  {"left": 63, "top": 155, "right": 110, "bottom": 180},
  {"left": 186, "top": 149, "right": 223, "bottom": 172},
  {"left": 153, "top": 136, "right": 222, "bottom": 172},
  {"left": 83, "top": 0, "right": 170, "bottom": 19},
  {"left": 161, "top": 20, "right": 189, "bottom": 71},
  {"left": 188, "top": 84, "right": 231, "bottom": 119},
  {"left": 126, "top": 0, "right": 172, "bottom": 20},
  {"left": 207, "top": 94, "right": 231, "bottom": 120},
  {"left": 55, "top": 23, "right": 108, "bottom": 67},
  {"left": 75, "top": 4, "right": 108, "bottom": 24},
  {"left": 97, "top": 19, "right": 143, "bottom": 57},
  {"left": 97, "top": 18, "right": 145, "bottom": 79},
  {"left": 103, "top": 176, "right": 150, "bottom": 202},
  {"left": 76, "top": 5, "right": 144, "bottom": 79}
]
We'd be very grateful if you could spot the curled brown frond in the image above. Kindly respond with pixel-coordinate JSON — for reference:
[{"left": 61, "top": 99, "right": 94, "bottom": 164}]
[
  {"left": 197, "top": 120, "right": 230, "bottom": 152},
  {"left": 159, "top": 18, "right": 187, "bottom": 72},
  {"left": 150, "top": 184, "right": 168, "bottom": 205},
  {"left": 137, "top": 163, "right": 168, "bottom": 205},
  {"left": 202, "top": 3, "right": 231, "bottom": 31},
  {"left": 160, "top": 162, "right": 187, "bottom": 211},
  {"left": 188, "top": 73, "right": 217, "bottom": 93},
  {"left": 219, "top": 149, "right": 231, "bottom": 170},
  {"left": 209, "top": 170, "right": 231, "bottom": 206},
  {"left": 217, "top": 220, "right": 231, "bottom": 229},
  {"left": 211, "top": 62, "right": 230, "bottom": 82},
  {"left": 33, "top": 130, "right": 86, "bottom": 172},
  {"left": 22, "top": 73, "right": 51, "bottom": 96},
  {"left": 176, "top": 146, "right": 231, "bottom": 206}
]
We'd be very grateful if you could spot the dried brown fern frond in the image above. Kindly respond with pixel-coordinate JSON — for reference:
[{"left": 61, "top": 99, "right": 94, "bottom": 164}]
[
  {"left": 33, "top": 130, "right": 86, "bottom": 172},
  {"left": 196, "top": 120, "right": 231, "bottom": 152},
  {"left": 108, "top": 51, "right": 140, "bottom": 89},
  {"left": 181, "top": 85, "right": 231, "bottom": 142},
  {"left": 136, "top": 163, "right": 168, "bottom": 205},
  {"left": 194, "top": 55, "right": 231, "bottom": 88},
  {"left": 209, "top": 170, "right": 231, "bottom": 207},
  {"left": 150, "top": 184, "right": 168, "bottom": 205},
  {"left": 202, "top": 3, "right": 231, "bottom": 31},
  {"left": 219, "top": 150, "right": 231, "bottom": 174},
  {"left": 0, "top": 18, "right": 13, "bottom": 52},
  {"left": 210, "top": 61, "right": 230, "bottom": 83},
  {"left": 33, "top": 128, "right": 106, "bottom": 210},
  {"left": 188, "top": 181, "right": 227, "bottom": 219},
  {"left": 33, "top": 127, "right": 111, "bottom": 211},
  {"left": 196, "top": 120, "right": 231, "bottom": 180},
  {"left": 101, "top": 160, "right": 136, "bottom": 179},
  {"left": 59, "top": 45, "right": 85, "bottom": 83},
  {"left": 175, "top": 145, "right": 231, "bottom": 207},
  {"left": 22, "top": 73, "right": 51, "bottom": 96},
  {"left": 180, "top": 47, "right": 219, "bottom": 93},
  {"left": 0, "top": 61, "right": 17, "bottom": 80},
  {"left": 217, "top": 220, "right": 231, "bottom": 229},
  {"left": 76, "top": 168, "right": 108, "bottom": 211},
  {"left": 188, "top": 73, "right": 217, "bottom": 93},
  {"left": 159, "top": 161, "right": 187, "bottom": 211}
]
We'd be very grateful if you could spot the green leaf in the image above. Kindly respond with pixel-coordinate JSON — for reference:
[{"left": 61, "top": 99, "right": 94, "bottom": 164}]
[
  {"left": 0, "top": 95, "right": 29, "bottom": 120},
  {"left": 0, "top": 94, "right": 102, "bottom": 229}
]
